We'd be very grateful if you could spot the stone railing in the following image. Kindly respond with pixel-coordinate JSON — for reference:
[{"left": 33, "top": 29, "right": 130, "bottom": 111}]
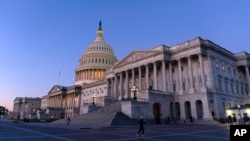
[{"left": 170, "top": 37, "right": 200, "bottom": 53}]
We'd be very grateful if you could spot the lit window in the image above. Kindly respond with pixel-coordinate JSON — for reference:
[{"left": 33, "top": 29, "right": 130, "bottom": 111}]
[
  {"left": 222, "top": 66, "right": 225, "bottom": 71},
  {"left": 216, "top": 63, "right": 219, "bottom": 68}
]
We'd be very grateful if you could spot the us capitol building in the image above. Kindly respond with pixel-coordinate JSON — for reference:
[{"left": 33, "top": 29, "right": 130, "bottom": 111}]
[{"left": 13, "top": 22, "right": 250, "bottom": 123}]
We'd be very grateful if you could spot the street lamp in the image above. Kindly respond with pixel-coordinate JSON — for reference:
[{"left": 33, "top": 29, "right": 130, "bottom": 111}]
[
  {"left": 91, "top": 94, "right": 96, "bottom": 105},
  {"left": 131, "top": 85, "right": 138, "bottom": 101},
  {"left": 237, "top": 105, "right": 241, "bottom": 125}
]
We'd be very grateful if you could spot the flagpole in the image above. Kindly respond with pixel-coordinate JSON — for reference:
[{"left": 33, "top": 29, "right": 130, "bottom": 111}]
[{"left": 59, "top": 70, "right": 60, "bottom": 85}]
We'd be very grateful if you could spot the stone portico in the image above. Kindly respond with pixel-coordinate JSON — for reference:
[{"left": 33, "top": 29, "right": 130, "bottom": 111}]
[{"left": 105, "top": 37, "right": 250, "bottom": 122}]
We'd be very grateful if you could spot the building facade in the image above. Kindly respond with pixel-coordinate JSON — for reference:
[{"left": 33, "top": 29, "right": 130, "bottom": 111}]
[
  {"left": 43, "top": 22, "right": 250, "bottom": 123},
  {"left": 13, "top": 97, "right": 41, "bottom": 119}
]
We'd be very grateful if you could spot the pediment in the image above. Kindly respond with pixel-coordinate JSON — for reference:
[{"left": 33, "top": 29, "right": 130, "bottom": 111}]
[
  {"left": 48, "top": 85, "right": 67, "bottom": 95},
  {"left": 114, "top": 51, "right": 160, "bottom": 68}
]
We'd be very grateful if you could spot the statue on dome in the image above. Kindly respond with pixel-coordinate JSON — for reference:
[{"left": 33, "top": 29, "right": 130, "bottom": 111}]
[{"left": 99, "top": 21, "right": 102, "bottom": 30}]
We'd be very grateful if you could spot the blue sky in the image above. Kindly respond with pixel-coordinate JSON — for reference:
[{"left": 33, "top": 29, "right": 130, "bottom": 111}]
[{"left": 1, "top": 0, "right": 250, "bottom": 111}]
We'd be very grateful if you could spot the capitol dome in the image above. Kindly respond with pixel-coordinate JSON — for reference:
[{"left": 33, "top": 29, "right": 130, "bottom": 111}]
[{"left": 75, "top": 21, "right": 118, "bottom": 85}]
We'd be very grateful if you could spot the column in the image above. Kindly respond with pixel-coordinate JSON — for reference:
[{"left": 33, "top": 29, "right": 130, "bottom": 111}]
[
  {"left": 146, "top": 64, "right": 149, "bottom": 89},
  {"left": 162, "top": 60, "right": 167, "bottom": 91},
  {"left": 153, "top": 62, "right": 158, "bottom": 89},
  {"left": 199, "top": 54, "right": 206, "bottom": 88},
  {"left": 208, "top": 54, "right": 215, "bottom": 90},
  {"left": 107, "top": 79, "right": 111, "bottom": 97},
  {"left": 245, "top": 66, "right": 250, "bottom": 92},
  {"left": 125, "top": 70, "right": 129, "bottom": 98},
  {"left": 73, "top": 93, "right": 75, "bottom": 117},
  {"left": 119, "top": 72, "right": 123, "bottom": 99},
  {"left": 114, "top": 75, "right": 117, "bottom": 98},
  {"left": 85, "top": 70, "right": 87, "bottom": 79},
  {"left": 111, "top": 77, "right": 114, "bottom": 97},
  {"left": 60, "top": 94, "right": 63, "bottom": 108},
  {"left": 169, "top": 62, "right": 173, "bottom": 92},
  {"left": 57, "top": 96, "right": 60, "bottom": 108},
  {"left": 82, "top": 71, "right": 84, "bottom": 80},
  {"left": 92, "top": 70, "right": 94, "bottom": 79},
  {"left": 101, "top": 70, "right": 104, "bottom": 78},
  {"left": 178, "top": 59, "right": 183, "bottom": 94},
  {"left": 191, "top": 101, "right": 197, "bottom": 120},
  {"left": 180, "top": 102, "right": 186, "bottom": 120},
  {"left": 138, "top": 66, "right": 142, "bottom": 90},
  {"left": 88, "top": 69, "right": 91, "bottom": 79},
  {"left": 95, "top": 69, "right": 97, "bottom": 79},
  {"left": 80, "top": 71, "right": 82, "bottom": 80},
  {"left": 48, "top": 97, "right": 51, "bottom": 107},
  {"left": 82, "top": 70, "right": 84, "bottom": 80},
  {"left": 132, "top": 68, "right": 135, "bottom": 86},
  {"left": 55, "top": 97, "right": 57, "bottom": 107},
  {"left": 89, "top": 70, "right": 91, "bottom": 79},
  {"left": 188, "top": 56, "right": 194, "bottom": 92}
]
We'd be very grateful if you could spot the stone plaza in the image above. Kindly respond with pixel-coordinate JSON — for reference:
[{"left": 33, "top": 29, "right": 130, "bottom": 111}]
[{"left": 0, "top": 119, "right": 229, "bottom": 141}]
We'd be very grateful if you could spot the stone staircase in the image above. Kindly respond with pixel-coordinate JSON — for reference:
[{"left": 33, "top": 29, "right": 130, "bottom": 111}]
[{"left": 52, "top": 101, "right": 137, "bottom": 126}]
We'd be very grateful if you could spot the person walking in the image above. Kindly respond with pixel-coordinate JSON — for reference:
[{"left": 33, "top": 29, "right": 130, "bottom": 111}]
[
  {"left": 67, "top": 117, "right": 71, "bottom": 125},
  {"left": 137, "top": 116, "right": 145, "bottom": 137}
]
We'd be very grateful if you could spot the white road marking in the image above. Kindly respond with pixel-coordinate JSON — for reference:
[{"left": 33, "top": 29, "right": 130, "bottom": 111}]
[{"left": 3, "top": 125, "right": 74, "bottom": 141}]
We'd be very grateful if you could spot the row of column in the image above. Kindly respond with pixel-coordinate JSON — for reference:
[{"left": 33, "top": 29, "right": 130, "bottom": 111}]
[
  {"left": 49, "top": 94, "right": 78, "bottom": 109},
  {"left": 49, "top": 95, "right": 62, "bottom": 108},
  {"left": 110, "top": 54, "right": 206, "bottom": 98},
  {"left": 76, "top": 69, "right": 105, "bottom": 81},
  {"left": 245, "top": 66, "right": 250, "bottom": 91}
]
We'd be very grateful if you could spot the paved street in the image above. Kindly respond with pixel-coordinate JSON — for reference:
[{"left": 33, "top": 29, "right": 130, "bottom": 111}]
[{"left": 0, "top": 119, "right": 229, "bottom": 141}]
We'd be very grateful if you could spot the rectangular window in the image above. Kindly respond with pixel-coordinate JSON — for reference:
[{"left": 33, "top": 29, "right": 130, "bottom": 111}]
[
  {"left": 231, "top": 82, "right": 234, "bottom": 93},
  {"left": 225, "top": 80, "right": 228, "bottom": 92},
  {"left": 219, "top": 79, "right": 222, "bottom": 91},
  {"left": 236, "top": 84, "right": 239, "bottom": 94}
]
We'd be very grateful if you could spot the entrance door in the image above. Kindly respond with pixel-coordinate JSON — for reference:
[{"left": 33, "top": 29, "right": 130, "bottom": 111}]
[{"left": 153, "top": 103, "right": 162, "bottom": 124}]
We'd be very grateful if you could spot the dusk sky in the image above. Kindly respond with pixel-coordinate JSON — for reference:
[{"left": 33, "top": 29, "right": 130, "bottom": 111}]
[{"left": 1, "top": 0, "right": 250, "bottom": 111}]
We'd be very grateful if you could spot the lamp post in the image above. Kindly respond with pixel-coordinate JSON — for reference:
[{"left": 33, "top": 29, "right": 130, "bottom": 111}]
[
  {"left": 237, "top": 105, "right": 241, "bottom": 125},
  {"left": 91, "top": 94, "right": 96, "bottom": 105},
  {"left": 131, "top": 85, "right": 138, "bottom": 101}
]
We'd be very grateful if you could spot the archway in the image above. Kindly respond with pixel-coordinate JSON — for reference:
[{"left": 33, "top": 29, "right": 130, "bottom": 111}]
[
  {"left": 153, "top": 102, "right": 162, "bottom": 124},
  {"left": 175, "top": 102, "right": 180, "bottom": 120},
  {"left": 184, "top": 101, "right": 192, "bottom": 120},
  {"left": 196, "top": 100, "right": 203, "bottom": 120}
]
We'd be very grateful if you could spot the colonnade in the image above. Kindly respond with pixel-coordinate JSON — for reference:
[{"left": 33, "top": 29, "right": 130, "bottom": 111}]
[
  {"left": 48, "top": 93, "right": 80, "bottom": 109},
  {"left": 76, "top": 69, "right": 106, "bottom": 81},
  {"left": 245, "top": 66, "right": 250, "bottom": 91},
  {"left": 108, "top": 54, "right": 207, "bottom": 99}
]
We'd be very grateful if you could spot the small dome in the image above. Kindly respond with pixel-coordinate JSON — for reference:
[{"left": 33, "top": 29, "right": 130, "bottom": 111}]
[{"left": 75, "top": 21, "right": 117, "bottom": 85}]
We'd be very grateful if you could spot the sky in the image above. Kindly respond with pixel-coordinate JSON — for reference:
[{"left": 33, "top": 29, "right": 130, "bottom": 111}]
[{"left": 0, "top": 0, "right": 250, "bottom": 111}]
